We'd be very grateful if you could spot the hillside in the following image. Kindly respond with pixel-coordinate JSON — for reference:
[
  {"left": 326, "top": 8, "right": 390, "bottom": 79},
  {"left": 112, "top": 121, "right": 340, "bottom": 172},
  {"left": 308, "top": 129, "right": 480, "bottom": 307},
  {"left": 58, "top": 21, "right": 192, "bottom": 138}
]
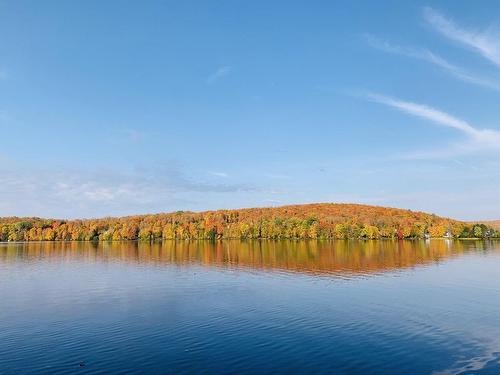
[{"left": 0, "top": 203, "right": 497, "bottom": 241}]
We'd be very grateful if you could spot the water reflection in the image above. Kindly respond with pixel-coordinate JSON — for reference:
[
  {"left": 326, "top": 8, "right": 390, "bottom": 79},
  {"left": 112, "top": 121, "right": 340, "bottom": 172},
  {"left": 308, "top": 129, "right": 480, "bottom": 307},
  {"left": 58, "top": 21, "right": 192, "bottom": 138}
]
[
  {"left": 1, "top": 240, "right": 500, "bottom": 374},
  {"left": 1, "top": 239, "right": 497, "bottom": 277}
]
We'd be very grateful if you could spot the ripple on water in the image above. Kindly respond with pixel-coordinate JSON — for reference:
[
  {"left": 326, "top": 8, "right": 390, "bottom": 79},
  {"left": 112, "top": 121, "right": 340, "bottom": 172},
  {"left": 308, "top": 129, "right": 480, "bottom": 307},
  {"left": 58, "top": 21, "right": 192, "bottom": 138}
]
[{"left": 0, "top": 240, "right": 500, "bottom": 374}]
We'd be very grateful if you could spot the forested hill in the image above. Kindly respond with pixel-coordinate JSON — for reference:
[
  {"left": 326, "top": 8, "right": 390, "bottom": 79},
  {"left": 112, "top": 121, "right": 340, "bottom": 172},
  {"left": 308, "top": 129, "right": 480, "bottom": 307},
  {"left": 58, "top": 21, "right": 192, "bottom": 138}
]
[{"left": 0, "top": 203, "right": 497, "bottom": 241}]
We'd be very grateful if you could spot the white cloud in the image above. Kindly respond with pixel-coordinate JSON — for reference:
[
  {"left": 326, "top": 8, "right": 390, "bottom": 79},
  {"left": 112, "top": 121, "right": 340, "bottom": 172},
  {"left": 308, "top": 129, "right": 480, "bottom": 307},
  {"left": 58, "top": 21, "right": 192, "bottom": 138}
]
[
  {"left": 424, "top": 7, "right": 500, "bottom": 68},
  {"left": 208, "top": 171, "right": 228, "bottom": 178},
  {"left": 266, "top": 173, "right": 291, "bottom": 179},
  {"left": 206, "top": 66, "right": 232, "bottom": 84},
  {"left": 262, "top": 199, "right": 282, "bottom": 205},
  {"left": 365, "top": 35, "right": 500, "bottom": 91},
  {"left": 0, "top": 165, "right": 258, "bottom": 218},
  {"left": 366, "top": 92, "right": 500, "bottom": 157},
  {"left": 123, "top": 129, "right": 145, "bottom": 143}
]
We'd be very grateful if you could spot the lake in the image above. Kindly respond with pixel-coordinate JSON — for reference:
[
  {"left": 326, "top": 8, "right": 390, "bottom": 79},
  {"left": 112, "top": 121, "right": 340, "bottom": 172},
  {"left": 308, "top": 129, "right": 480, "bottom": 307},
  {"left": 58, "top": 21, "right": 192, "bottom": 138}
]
[{"left": 1, "top": 240, "right": 500, "bottom": 374}]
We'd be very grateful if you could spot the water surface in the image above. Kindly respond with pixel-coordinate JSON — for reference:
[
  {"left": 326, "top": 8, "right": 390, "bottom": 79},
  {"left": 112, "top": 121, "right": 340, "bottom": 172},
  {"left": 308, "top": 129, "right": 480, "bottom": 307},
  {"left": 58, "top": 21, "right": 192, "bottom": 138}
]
[{"left": 1, "top": 240, "right": 500, "bottom": 374}]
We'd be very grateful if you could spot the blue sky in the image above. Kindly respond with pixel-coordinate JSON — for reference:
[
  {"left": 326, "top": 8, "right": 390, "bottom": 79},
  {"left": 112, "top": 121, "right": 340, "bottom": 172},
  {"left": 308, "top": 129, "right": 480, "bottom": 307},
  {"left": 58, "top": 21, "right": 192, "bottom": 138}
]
[{"left": 1, "top": 1, "right": 500, "bottom": 220}]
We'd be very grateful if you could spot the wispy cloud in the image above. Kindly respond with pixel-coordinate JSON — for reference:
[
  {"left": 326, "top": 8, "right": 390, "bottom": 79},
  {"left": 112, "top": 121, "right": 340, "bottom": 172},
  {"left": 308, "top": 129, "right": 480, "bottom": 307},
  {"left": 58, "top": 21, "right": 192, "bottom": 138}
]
[
  {"left": 266, "top": 173, "right": 291, "bottom": 179},
  {"left": 263, "top": 199, "right": 282, "bottom": 205},
  {"left": 208, "top": 171, "right": 228, "bottom": 178},
  {"left": 366, "top": 92, "right": 500, "bottom": 158},
  {"left": 206, "top": 66, "right": 232, "bottom": 84},
  {"left": 123, "top": 129, "right": 145, "bottom": 143},
  {"left": 0, "top": 165, "right": 259, "bottom": 218},
  {"left": 424, "top": 7, "right": 500, "bottom": 68},
  {"left": 367, "top": 93, "right": 476, "bottom": 134},
  {"left": 107, "top": 129, "right": 147, "bottom": 145},
  {"left": 365, "top": 35, "right": 500, "bottom": 91}
]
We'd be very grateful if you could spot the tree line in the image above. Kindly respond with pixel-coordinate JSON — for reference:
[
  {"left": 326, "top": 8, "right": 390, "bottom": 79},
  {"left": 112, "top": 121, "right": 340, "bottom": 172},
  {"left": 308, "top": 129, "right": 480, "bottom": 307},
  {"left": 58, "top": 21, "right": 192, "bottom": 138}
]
[{"left": 0, "top": 203, "right": 497, "bottom": 241}]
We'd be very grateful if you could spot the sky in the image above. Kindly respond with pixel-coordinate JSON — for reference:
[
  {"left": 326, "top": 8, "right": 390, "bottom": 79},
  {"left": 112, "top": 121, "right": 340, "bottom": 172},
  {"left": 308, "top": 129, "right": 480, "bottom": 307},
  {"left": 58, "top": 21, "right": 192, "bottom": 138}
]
[{"left": 1, "top": 0, "right": 500, "bottom": 220}]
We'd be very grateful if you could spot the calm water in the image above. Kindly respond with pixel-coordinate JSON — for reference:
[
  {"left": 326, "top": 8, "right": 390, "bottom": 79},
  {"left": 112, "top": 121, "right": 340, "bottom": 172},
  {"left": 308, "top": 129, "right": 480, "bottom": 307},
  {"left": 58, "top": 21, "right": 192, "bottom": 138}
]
[{"left": 1, "top": 240, "right": 500, "bottom": 374}]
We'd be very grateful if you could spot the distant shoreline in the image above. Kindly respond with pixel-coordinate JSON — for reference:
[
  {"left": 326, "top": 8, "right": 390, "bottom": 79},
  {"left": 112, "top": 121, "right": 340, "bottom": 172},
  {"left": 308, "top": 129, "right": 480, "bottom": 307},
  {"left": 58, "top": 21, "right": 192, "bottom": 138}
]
[{"left": 1, "top": 203, "right": 498, "bottom": 241}]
